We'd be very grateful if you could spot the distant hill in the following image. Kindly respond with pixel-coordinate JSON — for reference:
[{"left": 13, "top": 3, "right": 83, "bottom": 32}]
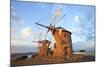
[
  {"left": 11, "top": 45, "right": 38, "bottom": 54},
  {"left": 11, "top": 52, "right": 38, "bottom": 57}
]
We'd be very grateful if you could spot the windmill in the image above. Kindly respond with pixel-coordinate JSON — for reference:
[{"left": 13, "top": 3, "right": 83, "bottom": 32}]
[
  {"left": 32, "top": 32, "right": 51, "bottom": 62},
  {"left": 35, "top": 9, "right": 73, "bottom": 60}
]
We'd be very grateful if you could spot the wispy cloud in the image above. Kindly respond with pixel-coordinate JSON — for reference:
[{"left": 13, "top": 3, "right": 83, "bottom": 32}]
[
  {"left": 11, "top": 38, "right": 39, "bottom": 47},
  {"left": 73, "top": 40, "right": 95, "bottom": 52},
  {"left": 21, "top": 27, "right": 33, "bottom": 39},
  {"left": 11, "top": 6, "right": 24, "bottom": 24},
  {"left": 11, "top": 6, "right": 25, "bottom": 39}
]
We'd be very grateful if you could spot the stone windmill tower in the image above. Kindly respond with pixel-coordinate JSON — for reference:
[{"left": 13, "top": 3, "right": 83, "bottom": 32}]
[
  {"left": 32, "top": 33, "right": 51, "bottom": 61},
  {"left": 35, "top": 9, "right": 73, "bottom": 59},
  {"left": 53, "top": 27, "right": 73, "bottom": 59}
]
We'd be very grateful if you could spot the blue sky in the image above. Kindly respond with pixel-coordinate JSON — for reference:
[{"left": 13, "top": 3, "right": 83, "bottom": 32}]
[{"left": 11, "top": 0, "right": 95, "bottom": 53}]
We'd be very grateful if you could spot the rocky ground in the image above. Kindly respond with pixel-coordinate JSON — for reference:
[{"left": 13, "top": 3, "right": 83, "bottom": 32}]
[{"left": 11, "top": 54, "right": 95, "bottom": 67}]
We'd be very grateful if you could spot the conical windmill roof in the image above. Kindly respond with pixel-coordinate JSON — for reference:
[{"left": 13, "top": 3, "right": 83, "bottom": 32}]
[{"left": 55, "top": 27, "right": 72, "bottom": 34}]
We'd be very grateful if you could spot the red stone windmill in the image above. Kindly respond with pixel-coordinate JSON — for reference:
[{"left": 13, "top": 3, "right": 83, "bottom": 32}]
[
  {"left": 32, "top": 33, "right": 51, "bottom": 62},
  {"left": 35, "top": 9, "right": 73, "bottom": 60}
]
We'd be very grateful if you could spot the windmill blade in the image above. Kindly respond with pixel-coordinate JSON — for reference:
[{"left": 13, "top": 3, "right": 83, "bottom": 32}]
[
  {"left": 45, "top": 24, "right": 52, "bottom": 37},
  {"left": 55, "top": 8, "right": 62, "bottom": 17},
  {"left": 35, "top": 22, "right": 50, "bottom": 29},
  {"left": 45, "top": 29, "right": 49, "bottom": 37},
  {"left": 47, "top": 42, "right": 51, "bottom": 48},
  {"left": 45, "top": 15, "right": 57, "bottom": 37},
  {"left": 35, "top": 22, "right": 53, "bottom": 38},
  {"left": 44, "top": 9, "right": 61, "bottom": 33},
  {"left": 32, "top": 41, "right": 42, "bottom": 43},
  {"left": 54, "top": 14, "right": 66, "bottom": 26}
]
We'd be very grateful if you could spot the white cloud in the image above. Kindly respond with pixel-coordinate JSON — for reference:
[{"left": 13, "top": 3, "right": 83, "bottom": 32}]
[
  {"left": 83, "top": 42, "right": 94, "bottom": 49},
  {"left": 70, "top": 28, "right": 82, "bottom": 34},
  {"left": 74, "top": 15, "right": 80, "bottom": 22},
  {"left": 11, "top": 39, "right": 28, "bottom": 45},
  {"left": 11, "top": 6, "right": 24, "bottom": 24},
  {"left": 11, "top": 39, "right": 39, "bottom": 47},
  {"left": 21, "top": 27, "right": 33, "bottom": 38}
]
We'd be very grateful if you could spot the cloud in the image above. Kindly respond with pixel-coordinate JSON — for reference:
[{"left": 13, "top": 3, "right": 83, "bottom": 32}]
[
  {"left": 83, "top": 41, "right": 95, "bottom": 49},
  {"left": 74, "top": 15, "right": 80, "bottom": 22},
  {"left": 71, "top": 15, "right": 95, "bottom": 43},
  {"left": 21, "top": 27, "right": 33, "bottom": 38},
  {"left": 11, "top": 6, "right": 24, "bottom": 24},
  {"left": 11, "top": 38, "right": 39, "bottom": 47},
  {"left": 73, "top": 40, "right": 95, "bottom": 52},
  {"left": 70, "top": 28, "right": 82, "bottom": 34},
  {"left": 11, "top": 39, "right": 29, "bottom": 45}
]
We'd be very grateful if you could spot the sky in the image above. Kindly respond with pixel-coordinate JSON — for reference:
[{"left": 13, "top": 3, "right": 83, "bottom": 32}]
[{"left": 11, "top": 0, "right": 95, "bottom": 53}]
